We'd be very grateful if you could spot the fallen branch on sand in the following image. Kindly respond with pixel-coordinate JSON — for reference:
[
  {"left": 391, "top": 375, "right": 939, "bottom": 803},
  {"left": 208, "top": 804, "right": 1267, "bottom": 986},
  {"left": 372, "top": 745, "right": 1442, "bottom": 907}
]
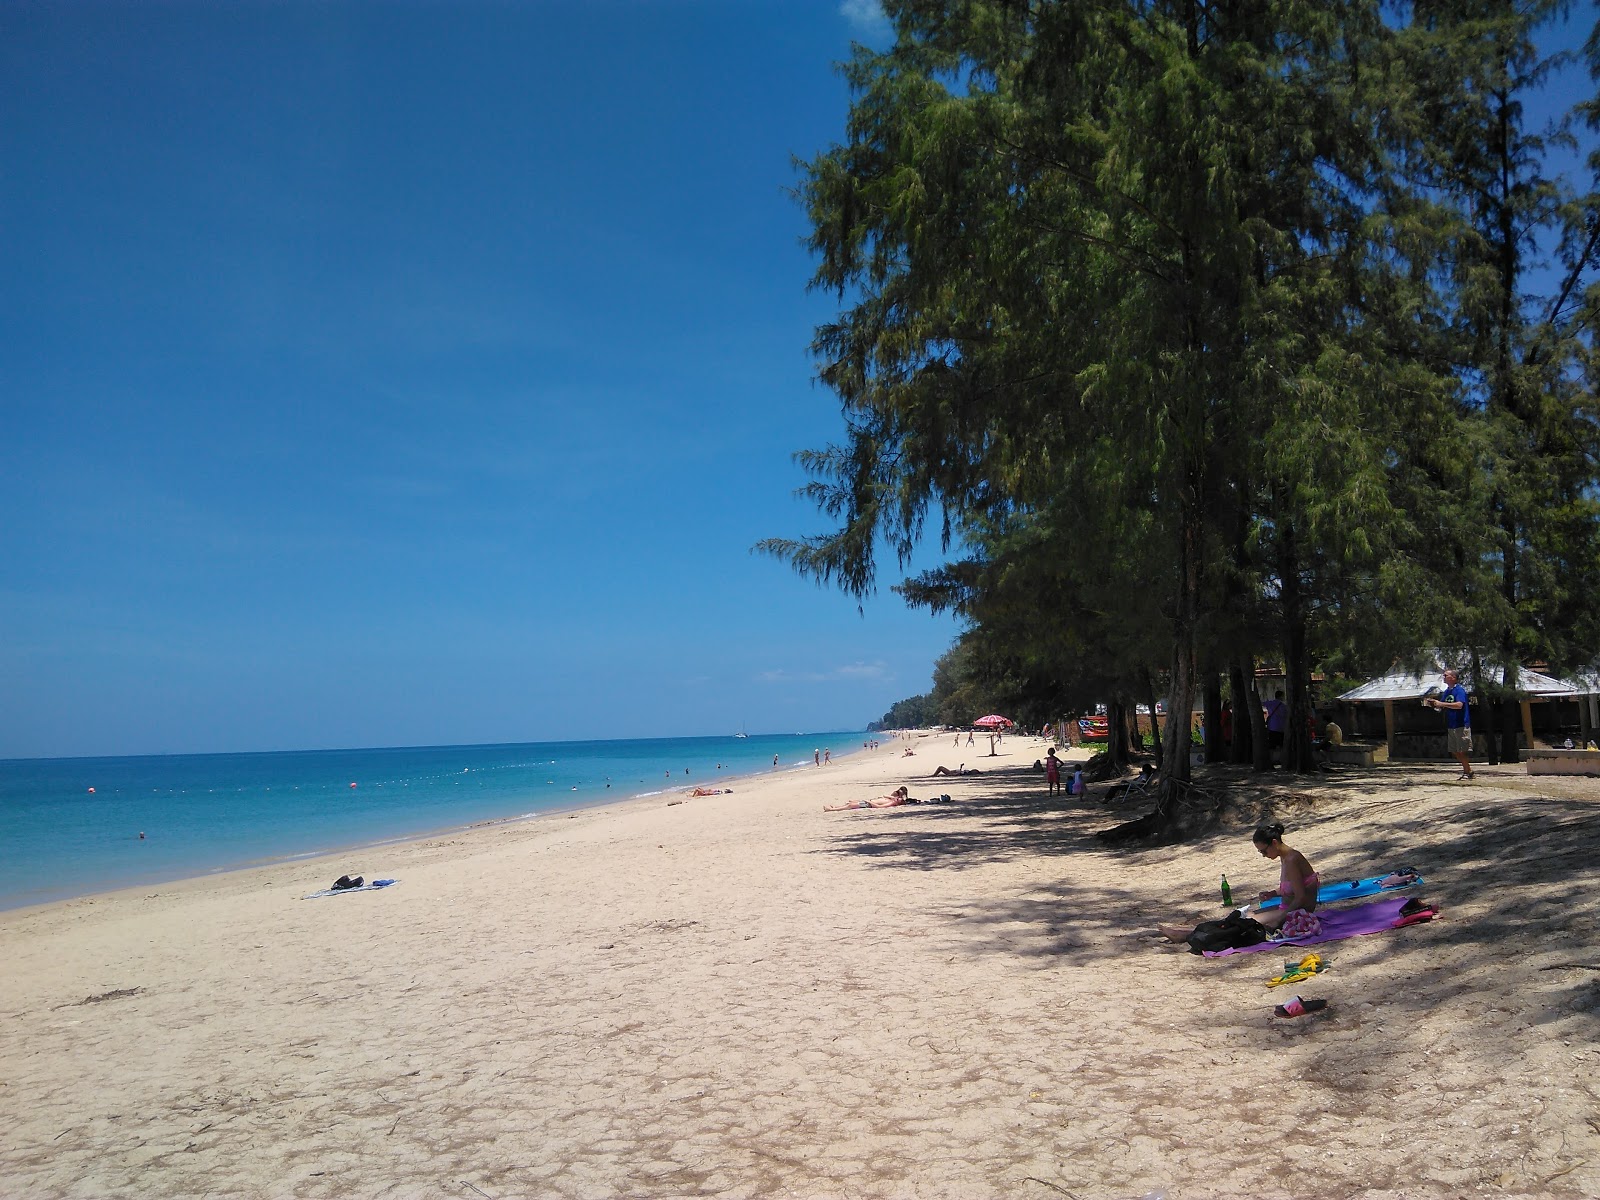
[
  {"left": 1023, "top": 1178, "right": 1080, "bottom": 1197},
  {"left": 55, "top": 987, "right": 142, "bottom": 1009}
]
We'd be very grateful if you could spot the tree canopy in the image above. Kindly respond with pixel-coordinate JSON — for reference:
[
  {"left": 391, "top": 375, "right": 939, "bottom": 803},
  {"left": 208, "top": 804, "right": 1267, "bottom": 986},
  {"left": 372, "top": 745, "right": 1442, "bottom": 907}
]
[{"left": 766, "top": 0, "right": 1600, "bottom": 836}]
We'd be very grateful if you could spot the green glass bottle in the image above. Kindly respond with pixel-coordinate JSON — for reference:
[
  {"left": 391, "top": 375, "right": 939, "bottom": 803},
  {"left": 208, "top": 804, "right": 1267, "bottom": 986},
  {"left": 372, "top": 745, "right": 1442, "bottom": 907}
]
[{"left": 1220, "top": 874, "right": 1232, "bottom": 907}]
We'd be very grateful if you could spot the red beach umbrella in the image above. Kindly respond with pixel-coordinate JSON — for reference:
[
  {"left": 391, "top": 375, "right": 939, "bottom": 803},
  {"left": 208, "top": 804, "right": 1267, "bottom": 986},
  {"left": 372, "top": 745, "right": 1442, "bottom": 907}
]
[{"left": 972, "top": 714, "right": 1013, "bottom": 728}]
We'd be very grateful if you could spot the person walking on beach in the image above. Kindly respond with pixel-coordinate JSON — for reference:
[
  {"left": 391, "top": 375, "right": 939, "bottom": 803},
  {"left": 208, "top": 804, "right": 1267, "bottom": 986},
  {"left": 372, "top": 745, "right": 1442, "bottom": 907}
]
[
  {"left": 773, "top": 754, "right": 780, "bottom": 768},
  {"left": 814, "top": 749, "right": 821, "bottom": 766},
  {"left": 1424, "top": 668, "right": 1474, "bottom": 780}
]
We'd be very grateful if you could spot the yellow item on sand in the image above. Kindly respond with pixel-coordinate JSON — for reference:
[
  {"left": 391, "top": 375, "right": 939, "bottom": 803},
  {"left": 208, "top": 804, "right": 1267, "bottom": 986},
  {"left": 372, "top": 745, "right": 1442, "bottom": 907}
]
[{"left": 1266, "top": 952, "right": 1325, "bottom": 988}]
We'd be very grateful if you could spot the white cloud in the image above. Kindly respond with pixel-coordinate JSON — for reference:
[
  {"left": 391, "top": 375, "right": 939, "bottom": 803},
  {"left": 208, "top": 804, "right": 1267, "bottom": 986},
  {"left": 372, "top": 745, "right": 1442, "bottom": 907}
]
[
  {"left": 840, "top": 0, "right": 891, "bottom": 38},
  {"left": 834, "top": 661, "right": 889, "bottom": 680},
  {"left": 757, "top": 660, "right": 890, "bottom": 684}
]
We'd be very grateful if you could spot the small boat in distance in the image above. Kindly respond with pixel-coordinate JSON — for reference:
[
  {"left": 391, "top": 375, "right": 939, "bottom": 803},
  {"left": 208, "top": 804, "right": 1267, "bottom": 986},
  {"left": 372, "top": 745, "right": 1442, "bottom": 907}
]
[{"left": 734, "top": 722, "right": 749, "bottom": 738}]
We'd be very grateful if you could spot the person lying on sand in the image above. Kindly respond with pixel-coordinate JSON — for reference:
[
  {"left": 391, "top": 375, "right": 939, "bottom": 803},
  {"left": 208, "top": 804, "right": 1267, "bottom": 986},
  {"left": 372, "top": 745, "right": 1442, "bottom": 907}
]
[
  {"left": 824, "top": 787, "right": 912, "bottom": 811},
  {"left": 931, "top": 764, "right": 981, "bottom": 777},
  {"left": 689, "top": 787, "right": 732, "bottom": 797},
  {"left": 1155, "top": 822, "right": 1321, "bottom": 940}
]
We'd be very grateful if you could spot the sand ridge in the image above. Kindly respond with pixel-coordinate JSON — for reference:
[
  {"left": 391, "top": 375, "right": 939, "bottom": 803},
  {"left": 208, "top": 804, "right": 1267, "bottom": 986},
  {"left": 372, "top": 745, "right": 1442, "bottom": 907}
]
[{"left": 3, "top": 732, "right": 1598, "bottom": 1198}]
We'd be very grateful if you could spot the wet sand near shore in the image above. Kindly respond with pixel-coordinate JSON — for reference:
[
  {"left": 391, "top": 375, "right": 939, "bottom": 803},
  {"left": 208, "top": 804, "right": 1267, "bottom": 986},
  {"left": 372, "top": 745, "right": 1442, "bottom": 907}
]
[{"left": 3, "top": 732, "right": 1597, "bottom": 1198}]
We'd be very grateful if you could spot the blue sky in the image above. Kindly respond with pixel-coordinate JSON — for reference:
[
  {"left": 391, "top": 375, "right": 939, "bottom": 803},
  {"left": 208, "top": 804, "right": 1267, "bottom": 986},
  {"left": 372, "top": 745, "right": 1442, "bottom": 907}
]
[
  {"left": 1, "top": 0, "right": 956, "bottom": 759},
  {"left": 3, "top": 3, "right": 1594, "bottom": 760}
]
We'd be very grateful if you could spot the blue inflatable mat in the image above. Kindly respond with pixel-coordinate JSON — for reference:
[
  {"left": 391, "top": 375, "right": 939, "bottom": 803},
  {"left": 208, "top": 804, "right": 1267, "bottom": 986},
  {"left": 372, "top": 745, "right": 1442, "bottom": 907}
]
[{"left": 1257, "top": 873, "right": 1421, "bottom": 911}]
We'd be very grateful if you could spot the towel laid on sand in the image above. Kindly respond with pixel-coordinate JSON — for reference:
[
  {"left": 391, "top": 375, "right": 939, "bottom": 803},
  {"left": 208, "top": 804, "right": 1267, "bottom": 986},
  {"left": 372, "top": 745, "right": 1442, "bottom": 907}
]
[
  {"left": 1258, "top": 872, "right": 1423, "bottom": 911},
  {"left": 1205, "top": 897, "right": 1431, "bottom": 957},
  {"left": 302, "top": 878, "right": 398, "bottom": 899}
]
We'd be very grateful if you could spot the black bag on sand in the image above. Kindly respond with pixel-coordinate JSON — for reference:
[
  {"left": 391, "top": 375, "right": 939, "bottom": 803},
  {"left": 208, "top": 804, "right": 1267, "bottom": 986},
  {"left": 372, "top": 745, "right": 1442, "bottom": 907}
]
[
  {"left": 332, "top": 875, "right": 364, "bottom": 891},
  {"left": 1186, "top": 910, "right": 1268, "bottom": 955}
]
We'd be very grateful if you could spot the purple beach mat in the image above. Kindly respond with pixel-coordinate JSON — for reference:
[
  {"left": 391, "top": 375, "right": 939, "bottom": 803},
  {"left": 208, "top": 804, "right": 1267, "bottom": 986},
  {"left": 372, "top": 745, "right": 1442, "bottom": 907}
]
[{"left": 1204, "top": 897, "right": 1418, "bottom": 957}]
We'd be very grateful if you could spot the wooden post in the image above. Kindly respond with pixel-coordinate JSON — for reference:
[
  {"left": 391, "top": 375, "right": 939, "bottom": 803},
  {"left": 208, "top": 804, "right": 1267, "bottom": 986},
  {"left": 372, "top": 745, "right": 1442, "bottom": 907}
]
[
  {"left": 1384, "top": 699, "right": 1395, "bottom": 760},
  {"left": 1521, "top": 700, "right": 1534, "bottom": 750}
]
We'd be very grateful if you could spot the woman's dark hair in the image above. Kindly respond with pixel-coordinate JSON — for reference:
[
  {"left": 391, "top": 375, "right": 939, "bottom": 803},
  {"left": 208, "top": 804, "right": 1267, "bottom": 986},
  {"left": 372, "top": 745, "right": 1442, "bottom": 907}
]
[{"left": 1252, "top": 822, "right": 1286, "bottom": 845}]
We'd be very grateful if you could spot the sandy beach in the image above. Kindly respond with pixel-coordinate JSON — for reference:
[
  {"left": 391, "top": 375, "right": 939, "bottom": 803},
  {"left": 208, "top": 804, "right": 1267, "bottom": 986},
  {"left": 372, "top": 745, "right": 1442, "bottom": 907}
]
[{"left": 4, "top": 732, "right": 1598, "bottom": 1199}]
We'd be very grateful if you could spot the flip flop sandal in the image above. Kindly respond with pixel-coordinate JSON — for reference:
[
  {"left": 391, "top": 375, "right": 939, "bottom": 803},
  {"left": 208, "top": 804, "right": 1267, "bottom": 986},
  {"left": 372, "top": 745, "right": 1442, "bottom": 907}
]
[
  {"left": 1273, "top": 996, "right": 1328, "bottom": 1018},
  {"left": 1394, "top": 907, "right": 1439, "bottom": 928}
]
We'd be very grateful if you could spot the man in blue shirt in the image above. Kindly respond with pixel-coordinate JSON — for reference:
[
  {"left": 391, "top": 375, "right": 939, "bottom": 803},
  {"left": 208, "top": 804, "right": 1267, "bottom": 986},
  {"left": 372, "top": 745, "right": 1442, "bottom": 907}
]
[{"left": 1424, "top": 668, "right": 1474, "bottom": 780}]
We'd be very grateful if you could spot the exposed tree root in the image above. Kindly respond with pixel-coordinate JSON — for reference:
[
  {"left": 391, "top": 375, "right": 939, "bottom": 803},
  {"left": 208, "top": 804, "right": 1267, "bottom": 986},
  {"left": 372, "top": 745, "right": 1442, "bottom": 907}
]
[{"left": 1095, "top": 777, "right": 1229, "bottom": 844}]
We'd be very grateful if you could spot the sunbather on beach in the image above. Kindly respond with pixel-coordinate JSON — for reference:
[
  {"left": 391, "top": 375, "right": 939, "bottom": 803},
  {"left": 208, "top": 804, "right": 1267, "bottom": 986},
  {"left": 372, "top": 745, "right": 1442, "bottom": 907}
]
[
  {"left": 1156, "top": 823, "right": 1321, "bottom": 940},
  {"left": 824, "top": 787, "right": 912, "bottom": 811},
  {"left": 931, "top": 764, "right": 980, "bottom": 777}
]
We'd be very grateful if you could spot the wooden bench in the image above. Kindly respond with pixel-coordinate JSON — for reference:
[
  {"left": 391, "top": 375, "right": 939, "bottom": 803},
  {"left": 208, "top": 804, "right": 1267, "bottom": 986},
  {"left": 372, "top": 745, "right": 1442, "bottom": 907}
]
[
  {"left": 1324, "top": 741, "right": 1389, "bottom": 767},
  {"left": 1525, "top": 748, "right": 1600, "bottom": 777}
]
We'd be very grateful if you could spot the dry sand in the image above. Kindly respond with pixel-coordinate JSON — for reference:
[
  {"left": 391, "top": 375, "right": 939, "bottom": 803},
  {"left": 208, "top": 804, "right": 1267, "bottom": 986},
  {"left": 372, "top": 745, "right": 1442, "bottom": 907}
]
[{"left": 3, "top": 732, "right": 1598, "bottom": 1199}]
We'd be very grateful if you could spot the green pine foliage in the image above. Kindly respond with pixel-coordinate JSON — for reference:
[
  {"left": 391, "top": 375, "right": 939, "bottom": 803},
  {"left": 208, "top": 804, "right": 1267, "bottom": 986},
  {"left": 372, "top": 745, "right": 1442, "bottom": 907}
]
[{"left": 768, "top": 0, "right": 1600, "bottom": 828}]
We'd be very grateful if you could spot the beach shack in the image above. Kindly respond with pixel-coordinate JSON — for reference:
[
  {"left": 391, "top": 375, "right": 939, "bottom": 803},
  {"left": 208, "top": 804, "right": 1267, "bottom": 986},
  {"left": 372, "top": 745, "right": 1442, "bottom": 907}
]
[
  {"left": 1336, "top": 663, "right": 1580, "bottom": 762},
  {"left": 1523, "top": 667, "right": 1600, "bottom": 775}
]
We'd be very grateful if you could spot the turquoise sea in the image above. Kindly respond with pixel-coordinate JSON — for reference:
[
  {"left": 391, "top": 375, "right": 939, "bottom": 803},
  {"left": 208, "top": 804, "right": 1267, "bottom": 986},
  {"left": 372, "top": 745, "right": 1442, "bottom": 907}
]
[{"left": 0, "top": 732, "right": 865, "bottom": 910}]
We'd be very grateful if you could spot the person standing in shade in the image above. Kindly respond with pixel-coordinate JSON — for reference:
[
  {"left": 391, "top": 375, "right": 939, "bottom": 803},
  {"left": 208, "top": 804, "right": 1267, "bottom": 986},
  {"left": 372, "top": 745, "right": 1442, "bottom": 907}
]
[
  {"left": 1264, "top": 690, "right": 1288, "bottom": 759},
  {"left": 1044, "top": 748, "right": 1063, "bottom": 795},
  {"left": 1424, "top": 668, "right": 1474, "bottom": 780}
]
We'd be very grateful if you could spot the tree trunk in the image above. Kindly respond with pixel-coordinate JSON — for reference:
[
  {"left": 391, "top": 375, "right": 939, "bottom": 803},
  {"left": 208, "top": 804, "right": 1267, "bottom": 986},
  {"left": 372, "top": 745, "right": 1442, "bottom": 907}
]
[
  {"left": 1106, "top": 697, "right": 1130, "bottom": 773},
  {"left": 1245, "top": 671, "right": 1271, "bottom": 773},
  {"left": 1158, "top": 503, "right": 1202, "bottom": 793},
  {"left": 1480, "top": 682, "right": 1501, "bottom": 765},
  {"left": 1202, "top": 674, "right": 1224, "bottom": 764},
  {"left": 1228, "top": 659, "right": 1253, "bottom": 764},
  {"left": 1498, "top": 661, "right": 1521, "bottom": 764},
  {"left": 1143, "top": 667, "right": 1164, "bottom": 762},
  {"left": 1277, "top": 518, "right": 1316, "bottom": 774}
]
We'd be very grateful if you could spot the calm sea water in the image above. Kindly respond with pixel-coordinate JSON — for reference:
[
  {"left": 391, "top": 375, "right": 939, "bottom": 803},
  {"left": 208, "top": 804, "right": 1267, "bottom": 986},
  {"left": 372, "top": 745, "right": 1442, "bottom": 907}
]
[{"left": 0, "top": 732, "right": 866, "bottom": 910}]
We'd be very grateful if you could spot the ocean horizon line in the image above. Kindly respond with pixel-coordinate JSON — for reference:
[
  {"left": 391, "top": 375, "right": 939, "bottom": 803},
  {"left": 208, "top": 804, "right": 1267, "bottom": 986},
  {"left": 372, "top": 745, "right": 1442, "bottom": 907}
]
[{"left": 0, "top": 727, "right": 876, "bottom": 768}]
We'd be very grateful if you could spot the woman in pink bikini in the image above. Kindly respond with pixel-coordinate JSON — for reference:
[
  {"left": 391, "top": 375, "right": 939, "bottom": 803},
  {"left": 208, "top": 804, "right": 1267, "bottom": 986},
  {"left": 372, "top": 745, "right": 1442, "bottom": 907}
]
[
  {"left": 1251, "top": 822, "right": 1321, "bottom": 938},
  {"left": 1156, "top": 822, "right": 1321, "bottom": 942}
]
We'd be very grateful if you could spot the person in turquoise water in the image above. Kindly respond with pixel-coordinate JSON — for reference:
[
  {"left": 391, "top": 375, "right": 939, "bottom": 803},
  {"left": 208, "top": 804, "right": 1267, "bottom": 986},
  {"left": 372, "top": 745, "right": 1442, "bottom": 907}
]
[{"left": 1423, "top": 668, "right": 1473, "bottom": 780}]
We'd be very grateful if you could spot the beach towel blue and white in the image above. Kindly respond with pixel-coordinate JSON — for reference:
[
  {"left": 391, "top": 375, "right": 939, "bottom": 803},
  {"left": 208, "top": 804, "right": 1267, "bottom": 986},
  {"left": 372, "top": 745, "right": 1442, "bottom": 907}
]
[
  {"left": 301, "top": 879, "right": 398, "bottom": 899},
  {"left": 1257, "top": 873, "right": 1422, "bottom": 911}
]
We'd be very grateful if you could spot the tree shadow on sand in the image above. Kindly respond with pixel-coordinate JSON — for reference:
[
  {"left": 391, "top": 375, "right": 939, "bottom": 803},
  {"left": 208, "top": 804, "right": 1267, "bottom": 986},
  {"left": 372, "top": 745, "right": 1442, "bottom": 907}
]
[{"left": 815, "top": 762, "right": 1600, "bottom": 1113}]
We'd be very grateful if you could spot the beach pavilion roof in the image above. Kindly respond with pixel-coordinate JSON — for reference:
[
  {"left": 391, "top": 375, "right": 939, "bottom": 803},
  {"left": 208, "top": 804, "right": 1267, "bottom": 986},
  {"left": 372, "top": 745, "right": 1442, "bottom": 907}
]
[
  {"left": 1338, "top": 663, "right": 1581, "bottom": 703},
  {"left": 1561, "top": 667, "right": 1600, "bottom": 696}
]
